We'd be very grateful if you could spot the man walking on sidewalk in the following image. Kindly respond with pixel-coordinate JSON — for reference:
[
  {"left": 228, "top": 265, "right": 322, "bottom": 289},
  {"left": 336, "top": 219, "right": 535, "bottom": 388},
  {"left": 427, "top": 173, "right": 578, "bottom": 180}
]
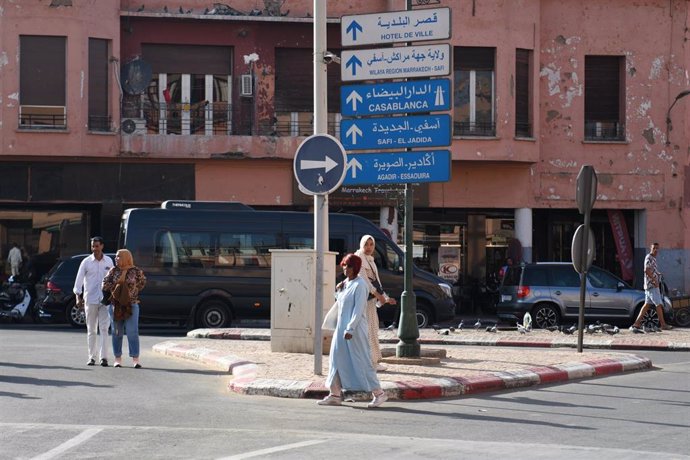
[
  {"left": 74, "top": 236, "right": 114, "bottom": 366},
  {"left": 630, "top": 242, "right": 673, "bottom": 332}
]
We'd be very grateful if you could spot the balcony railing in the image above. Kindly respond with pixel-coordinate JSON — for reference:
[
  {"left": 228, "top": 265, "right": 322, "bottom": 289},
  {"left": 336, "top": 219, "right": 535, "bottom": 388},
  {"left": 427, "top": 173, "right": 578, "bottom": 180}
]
[
  {"left": 454, "top": 121, "right": 496, "bottom": 137},
  {"left": 88, "top": 115, "right": 112, "bottom": 132},
  {"left": 121, "top": 98, "right": 341, "bottom": 137},
  {"left": 584, "top": 120, "right": 625, "bottom": 141},
  {"left": 19, "top": 105, "right": 66, "bottom": 130}
]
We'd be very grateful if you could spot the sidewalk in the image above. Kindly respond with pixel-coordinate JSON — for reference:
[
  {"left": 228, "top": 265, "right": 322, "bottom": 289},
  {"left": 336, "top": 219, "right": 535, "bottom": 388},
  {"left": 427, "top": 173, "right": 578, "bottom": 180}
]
[{"left": 152, "top": 327, "right": 690, "bottom": 402}]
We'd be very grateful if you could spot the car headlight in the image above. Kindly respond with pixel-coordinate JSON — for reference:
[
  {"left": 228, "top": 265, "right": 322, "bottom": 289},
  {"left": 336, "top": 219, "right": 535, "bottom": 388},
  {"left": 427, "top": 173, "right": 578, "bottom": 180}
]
[{"left": 438, "top": 283, "right": 452, "bottom": 298}]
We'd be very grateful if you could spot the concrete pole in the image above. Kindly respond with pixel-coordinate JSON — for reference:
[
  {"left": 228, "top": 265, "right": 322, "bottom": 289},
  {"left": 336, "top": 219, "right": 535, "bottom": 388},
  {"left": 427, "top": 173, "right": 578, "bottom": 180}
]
[
  {"left": 312, "top": 0, "right": 328, "bottom": 375},
  {"left": 515, "top": 208, "right": 533, "bottom": 263}
]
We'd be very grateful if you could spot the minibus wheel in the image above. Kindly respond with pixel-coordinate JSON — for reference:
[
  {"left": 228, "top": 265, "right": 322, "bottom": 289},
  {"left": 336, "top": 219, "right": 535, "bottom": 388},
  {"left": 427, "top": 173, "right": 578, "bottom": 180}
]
[{"left": 196, "top": 299, "right": 231, "bottom": 328}]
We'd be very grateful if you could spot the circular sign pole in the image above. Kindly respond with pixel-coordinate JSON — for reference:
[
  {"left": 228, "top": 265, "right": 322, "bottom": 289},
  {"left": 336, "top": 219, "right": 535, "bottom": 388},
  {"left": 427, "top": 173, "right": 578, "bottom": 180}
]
[{"left": 574, "top": 165, "right": 597, "bottom": 353}]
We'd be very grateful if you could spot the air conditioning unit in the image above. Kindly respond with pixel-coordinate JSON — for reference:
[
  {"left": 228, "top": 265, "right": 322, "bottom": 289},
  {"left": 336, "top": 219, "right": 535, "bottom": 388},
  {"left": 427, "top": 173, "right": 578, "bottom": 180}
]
[
  {"left": 120, "top": 118, "right": 147, "bottom": 135},
  {"left": 240, "top": 74, "right": 253, "bottom": 97}
]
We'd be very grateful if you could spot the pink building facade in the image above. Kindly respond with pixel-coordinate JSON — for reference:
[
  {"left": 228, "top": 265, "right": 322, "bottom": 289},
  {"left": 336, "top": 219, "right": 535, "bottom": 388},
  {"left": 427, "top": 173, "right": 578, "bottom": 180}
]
[{"left": 0, "top": 0, "right": 688, "bottom": 297}]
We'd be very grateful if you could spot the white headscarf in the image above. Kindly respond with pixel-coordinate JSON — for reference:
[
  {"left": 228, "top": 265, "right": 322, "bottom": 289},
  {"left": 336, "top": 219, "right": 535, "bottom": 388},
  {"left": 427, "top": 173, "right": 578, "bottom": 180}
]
[{"left": 355, "top": 234, "right": 380, "bottom": 286}]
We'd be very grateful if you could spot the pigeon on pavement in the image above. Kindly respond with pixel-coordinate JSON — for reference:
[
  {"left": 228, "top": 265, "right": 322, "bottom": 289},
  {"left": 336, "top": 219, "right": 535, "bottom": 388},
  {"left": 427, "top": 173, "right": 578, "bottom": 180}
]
[
  {"left": 604, "top": 326, "right": 620, "bottom": 335},
  {"left": 562, "top": 324, "right": 577, "bottom": 335}
]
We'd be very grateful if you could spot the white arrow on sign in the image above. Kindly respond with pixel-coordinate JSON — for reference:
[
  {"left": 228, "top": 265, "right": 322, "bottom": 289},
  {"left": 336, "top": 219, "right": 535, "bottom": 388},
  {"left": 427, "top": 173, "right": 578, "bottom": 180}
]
[
  {"left": 346, "top": 90, "right": 363, "bottom": 112},
  {"left": 300, "top": 156, "right": 339, "bottom": 173},
  {"left": 346, "top": 124, "right": 363, "bottom": 145},
  {"left": 346, "top": 157, "right": 362, "bottom": 178}
]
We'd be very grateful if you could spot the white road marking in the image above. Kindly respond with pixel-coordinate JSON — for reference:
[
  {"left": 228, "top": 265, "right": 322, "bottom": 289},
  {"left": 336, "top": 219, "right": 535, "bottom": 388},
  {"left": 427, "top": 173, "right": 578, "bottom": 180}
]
[
  {"left": 216, "top": 439, "right": 326, "bottom": 459},
  {"left": 29, "top": 428, "right": 103, "bottom": 460}
]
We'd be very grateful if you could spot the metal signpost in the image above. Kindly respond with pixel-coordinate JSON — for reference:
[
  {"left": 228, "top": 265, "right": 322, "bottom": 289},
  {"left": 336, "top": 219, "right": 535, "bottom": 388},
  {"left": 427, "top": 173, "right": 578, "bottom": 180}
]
[
  {"left": 572, "top": 165, "right": 598, "bottom": 353},
  {"left": 340, "top": 79, "right": 451, "bottom": 117},
  {"left": 339, "top": 5, "right": 452, "bottom": 359}
]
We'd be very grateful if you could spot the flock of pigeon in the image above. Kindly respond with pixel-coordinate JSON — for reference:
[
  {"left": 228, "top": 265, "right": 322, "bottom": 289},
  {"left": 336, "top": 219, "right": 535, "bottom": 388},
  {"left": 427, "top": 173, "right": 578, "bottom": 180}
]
[{"left": 423, "top": 319, "right": 662, "bottom": 335}]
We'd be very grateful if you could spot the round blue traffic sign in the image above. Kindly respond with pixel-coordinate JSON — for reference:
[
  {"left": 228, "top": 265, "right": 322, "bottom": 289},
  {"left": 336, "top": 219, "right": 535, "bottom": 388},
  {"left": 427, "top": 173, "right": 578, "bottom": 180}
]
[{"left": 293, "top": 134, "right": 347, "bottom": 195}]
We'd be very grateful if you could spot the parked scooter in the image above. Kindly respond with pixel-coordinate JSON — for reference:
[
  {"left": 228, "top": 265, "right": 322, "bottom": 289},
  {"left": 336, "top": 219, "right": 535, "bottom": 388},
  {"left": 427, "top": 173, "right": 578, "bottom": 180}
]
[{"left": 0, "top": 276, "right": 35, "bottom": 322}]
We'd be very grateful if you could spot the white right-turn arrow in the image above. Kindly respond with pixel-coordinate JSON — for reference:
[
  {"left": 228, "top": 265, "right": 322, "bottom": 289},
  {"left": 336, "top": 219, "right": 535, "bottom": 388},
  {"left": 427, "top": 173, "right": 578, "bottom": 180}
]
[{"left": 300, "top": 156, "right": 339, "bottom": 173}]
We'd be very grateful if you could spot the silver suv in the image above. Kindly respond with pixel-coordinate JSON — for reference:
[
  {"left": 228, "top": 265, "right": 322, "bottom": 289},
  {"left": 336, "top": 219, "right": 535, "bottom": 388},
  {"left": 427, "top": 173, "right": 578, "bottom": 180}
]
[{"left": 496, "top": 262, "right": 667, "bottom": 329}]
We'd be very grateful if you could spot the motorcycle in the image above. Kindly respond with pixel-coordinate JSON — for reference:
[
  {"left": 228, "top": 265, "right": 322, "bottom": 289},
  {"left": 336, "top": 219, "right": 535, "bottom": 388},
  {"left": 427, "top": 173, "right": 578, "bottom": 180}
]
[{"left": 0, "top": 276, "right": 35, "bottom": 322}]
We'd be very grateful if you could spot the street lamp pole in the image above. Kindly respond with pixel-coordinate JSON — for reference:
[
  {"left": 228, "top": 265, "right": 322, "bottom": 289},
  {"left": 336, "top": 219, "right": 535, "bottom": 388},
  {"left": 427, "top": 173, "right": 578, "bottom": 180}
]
[{"left": 665, "top": 89, "right": 690, "bottom": 146}]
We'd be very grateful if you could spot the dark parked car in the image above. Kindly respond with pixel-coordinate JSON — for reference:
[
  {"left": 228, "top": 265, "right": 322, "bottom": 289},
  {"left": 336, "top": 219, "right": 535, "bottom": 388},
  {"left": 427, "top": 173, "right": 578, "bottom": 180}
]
[
  {"left": 38, "top": 254, "right": 115, "bottom": 328},
  {"left": 496, "top": 262, "right": 670, "bottom": 329}
]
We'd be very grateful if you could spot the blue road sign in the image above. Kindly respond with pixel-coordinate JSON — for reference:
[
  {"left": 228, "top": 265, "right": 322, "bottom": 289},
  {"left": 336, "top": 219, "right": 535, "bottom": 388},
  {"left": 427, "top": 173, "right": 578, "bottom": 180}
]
[
  {"left": 341, "top": 44, "right": 451, "bottom": 82},
  {"left": 340, "top": 114, "right": 451, "bottom": 151},
  {"left": 293, "top": 134, "right": 347, "bottom": 195},
  {"left": 344, "top": 150, "right": 451, "bottom": 185},
  {"left": 341, "top": 8, "right": 451, "bottom": 47},
  {"left": 341, "top": 79, "right": 451, "bottom": 117}
]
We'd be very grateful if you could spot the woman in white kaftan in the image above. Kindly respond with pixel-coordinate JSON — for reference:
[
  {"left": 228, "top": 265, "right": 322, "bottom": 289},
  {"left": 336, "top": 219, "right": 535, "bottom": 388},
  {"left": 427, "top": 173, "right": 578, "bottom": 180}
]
[
  {"left": 318, "top": 254, "right": 387, "bottom": 408},
  {"left": 355, "top": 235, "right": 397, "bottom": 371}
]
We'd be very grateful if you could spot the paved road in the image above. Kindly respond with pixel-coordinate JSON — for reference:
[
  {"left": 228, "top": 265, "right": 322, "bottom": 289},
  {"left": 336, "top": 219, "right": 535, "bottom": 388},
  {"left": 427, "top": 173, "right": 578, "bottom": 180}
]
[{"left": 1, "top": 325, "right": 689, "bottom": 459}]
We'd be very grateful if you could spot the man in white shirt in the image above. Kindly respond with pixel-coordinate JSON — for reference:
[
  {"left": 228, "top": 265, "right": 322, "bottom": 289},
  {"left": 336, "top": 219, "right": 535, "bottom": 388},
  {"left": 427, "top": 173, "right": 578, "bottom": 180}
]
[
  {"left": 8, "top": 242, "right": 22, "bottom": 277},
  {"left": 73, "top": 236, "right": 114, "bottom": 366}
]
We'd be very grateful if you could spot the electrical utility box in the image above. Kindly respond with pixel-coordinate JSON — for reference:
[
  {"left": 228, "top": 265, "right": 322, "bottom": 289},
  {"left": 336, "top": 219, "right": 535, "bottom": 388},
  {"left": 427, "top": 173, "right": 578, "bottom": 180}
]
[{"left": 270, "top": 249, "right": 337, "bottom": 353}]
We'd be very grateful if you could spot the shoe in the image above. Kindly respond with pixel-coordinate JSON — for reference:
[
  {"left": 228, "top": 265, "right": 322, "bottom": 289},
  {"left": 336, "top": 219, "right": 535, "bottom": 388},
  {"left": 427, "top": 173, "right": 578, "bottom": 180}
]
[
  {"left": 661, "top": 325, "right": 673, "bottom": 330},
  {"left": 87, "top": 359, "right": 96, "bottom": 366},
  {"left": 134, "top": 363, "right": 142, "bottom": 369},
  {"left": 376, "top": 363, "right": 387, "bottom": 372},
  {"left": 100, "top": 359, "right": 108, "bottom": 367},
  {"left": 367, "top": 392, "right": 388, "bottom": 408},
  {"left": 317, "top": 394, "right": 342, "bottom": 406},
  {"left": 113, "top": 358, "right": 122, "bottom": 368},
  {"left": 629, "top": 326, "right": 644, "bottom": 334}
]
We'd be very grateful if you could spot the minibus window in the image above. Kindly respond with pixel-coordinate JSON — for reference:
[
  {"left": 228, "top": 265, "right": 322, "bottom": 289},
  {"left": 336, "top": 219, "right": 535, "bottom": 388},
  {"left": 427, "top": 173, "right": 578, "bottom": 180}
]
[{"left": 218, "top": 232, "right": 277, "bottom": 268}]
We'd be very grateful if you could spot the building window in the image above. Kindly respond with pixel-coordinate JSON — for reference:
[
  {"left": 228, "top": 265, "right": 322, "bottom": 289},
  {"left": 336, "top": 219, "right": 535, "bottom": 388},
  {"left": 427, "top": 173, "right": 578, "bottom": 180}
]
[
  {"left": 274, "top": 48, "right": 341, "bottom": 137},
  {"left": 453, "top": 47, "right": 495, "bottom": 137},
  {"left": 585, "top": 55, "right": 625, "bottom": 141},
  {"left": 120, "top": 44, "right": 232, "bottom": 136},
  {"left": 88, "top": 38, "right": 110, "bottom": 132},
  {"left": 515, "top": 49, "right": 532, "bottom": 138},
  {"left": 19, "top": 35, "right": 67, "bottom": 129}
]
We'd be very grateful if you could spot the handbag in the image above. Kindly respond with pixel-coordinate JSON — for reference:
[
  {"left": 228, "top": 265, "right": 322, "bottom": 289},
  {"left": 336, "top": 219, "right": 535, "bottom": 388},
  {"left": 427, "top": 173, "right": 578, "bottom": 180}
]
[
  {"left": 111, "top": 269, "right": 133, "bottom": 321},
  {"left": 366, "top": 258, "right": 384, "bottom": 299},
  {"left": 322, "top": 302, "right": 338, "bottom": 331},
  {"left": 100, "top": 289, "right": 111, "bottom": 306}
]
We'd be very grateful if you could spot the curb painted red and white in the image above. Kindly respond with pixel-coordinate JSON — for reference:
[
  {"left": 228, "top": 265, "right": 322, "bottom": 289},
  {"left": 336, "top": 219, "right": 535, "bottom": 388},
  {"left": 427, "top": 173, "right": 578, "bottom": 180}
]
[{"left": 153, "top": 341, "right": 652, "bottom": 401}]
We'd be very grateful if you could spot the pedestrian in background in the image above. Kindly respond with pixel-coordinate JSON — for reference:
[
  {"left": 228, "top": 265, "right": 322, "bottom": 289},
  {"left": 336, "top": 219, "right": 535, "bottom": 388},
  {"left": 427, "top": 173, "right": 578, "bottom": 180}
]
[
  {"left": 630, "top": 242, "right": 673, "bottom": 332},
  {"left": 8, "top": 242, "right": 22, "bottom": 277},
  {"left": 318, "top": 253, "right": 387, "bottom": 408},
  {"left": 102, "top": 249, "right": 146, "bottom": 368},
  {"left": 355, "top": 235, "right": 396, "bottom": 371},
  {"left": 73, "top": 236, "right": 114, "bottom": 366}
]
